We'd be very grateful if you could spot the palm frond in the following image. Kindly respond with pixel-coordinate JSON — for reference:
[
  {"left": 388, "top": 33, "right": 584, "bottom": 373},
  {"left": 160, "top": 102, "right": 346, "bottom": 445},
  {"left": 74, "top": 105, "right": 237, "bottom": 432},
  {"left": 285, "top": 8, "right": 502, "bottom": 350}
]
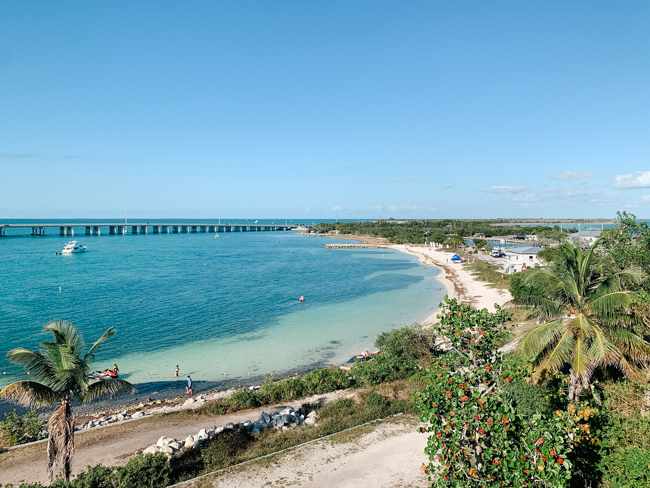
[
  {"left": 43, "top": 320, "right": 86, "bottom": 356},
  {"left": 586, "top": 327, "right": 620, "bottom": 366},
  {"left": 573, "top": 337, "right": 594, "bottom": 383},
  {"left": 0, "top": 381, "right": 60, "bottom": 407},
  {"left": 517, "top": 319, "right": 565, "bottom": 359},
  {"left": 590, "top": 291, "right": 634, "bottom": 317},
  {"left": 506, "top": 297, "right": 564, "bottom": 320},
  {"left": 84, "top": 327, "right": 115, "bottom": 362},
  {"left": 532, "top": 329, "right": 576, "bottom": 383},
  {"left": 6, "top": 348, "right": 57, "bottom": 386},
  {"left": 83, "top": 379, "right": 136, "bottom": 402},
  {"left": 604, "top": 328, "right": 650, "bottom": 363}
]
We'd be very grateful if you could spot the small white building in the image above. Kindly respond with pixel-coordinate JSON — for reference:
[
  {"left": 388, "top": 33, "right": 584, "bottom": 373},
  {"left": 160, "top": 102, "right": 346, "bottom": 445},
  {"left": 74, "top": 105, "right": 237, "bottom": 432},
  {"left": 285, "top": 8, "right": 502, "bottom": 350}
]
[
  {"left": 503, "top": 246, "right": 543, "bottom": 274},
  {"left": 567, "top": 229, "right": 601, "bottom": 246}
]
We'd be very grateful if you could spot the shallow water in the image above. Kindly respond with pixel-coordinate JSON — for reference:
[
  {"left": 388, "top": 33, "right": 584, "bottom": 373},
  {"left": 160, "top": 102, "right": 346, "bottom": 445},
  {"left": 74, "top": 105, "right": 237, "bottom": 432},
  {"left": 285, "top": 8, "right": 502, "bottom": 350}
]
[{"left": 0, "top": 228, "right": 445, "bottom": 413}]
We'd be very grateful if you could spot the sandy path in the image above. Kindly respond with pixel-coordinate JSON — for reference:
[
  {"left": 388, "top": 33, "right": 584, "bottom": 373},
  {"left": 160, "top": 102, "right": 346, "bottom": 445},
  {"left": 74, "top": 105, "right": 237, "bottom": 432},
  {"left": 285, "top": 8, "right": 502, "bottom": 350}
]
[
  {"left": 389, "top": 245, "right": 511, "bottom": 322},
  {"left": 0, "top": 391, "right": 348, "bottom": 486},
  {"left": 177, "top": 415, "right": 429, "bottom": 488}
]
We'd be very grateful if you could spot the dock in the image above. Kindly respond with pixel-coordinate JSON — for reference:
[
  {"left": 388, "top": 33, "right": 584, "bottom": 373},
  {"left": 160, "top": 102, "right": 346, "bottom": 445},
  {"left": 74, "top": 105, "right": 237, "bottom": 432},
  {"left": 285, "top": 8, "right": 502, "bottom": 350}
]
[{"left": 0, "top": 223, "right": 297, "bottom": 237}]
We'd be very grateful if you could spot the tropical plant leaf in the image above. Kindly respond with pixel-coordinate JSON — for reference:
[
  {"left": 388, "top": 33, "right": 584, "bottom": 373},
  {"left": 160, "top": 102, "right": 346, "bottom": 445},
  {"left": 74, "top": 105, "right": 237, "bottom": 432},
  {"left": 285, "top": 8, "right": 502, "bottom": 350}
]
[
  {"left": 531, "top": 329, "right": 576, "bottom": 383},
  {"left": 84, "top": 327, "right": 115, "bottom": 362},
  {"left": 517, "top": 319, "right": 564, "bottom": 360},
  {"left": 83, "top": 379, "right": 136, "bottom": 402},
  {"left": 0, "top": 381, "right": 60, "bottom": 407},
  {"left": 6, "top": 348, "right": 57, "bottom": 386},
  {"left": 590, "top": 291, "right": 634, "bottom": 316}
]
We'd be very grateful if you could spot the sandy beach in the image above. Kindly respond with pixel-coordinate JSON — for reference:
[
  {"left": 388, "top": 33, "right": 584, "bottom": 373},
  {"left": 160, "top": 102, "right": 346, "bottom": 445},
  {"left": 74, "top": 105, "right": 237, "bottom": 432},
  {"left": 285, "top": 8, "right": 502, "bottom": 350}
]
[{"left": 389, "top": 244, "right": 512, "bottom": 323}]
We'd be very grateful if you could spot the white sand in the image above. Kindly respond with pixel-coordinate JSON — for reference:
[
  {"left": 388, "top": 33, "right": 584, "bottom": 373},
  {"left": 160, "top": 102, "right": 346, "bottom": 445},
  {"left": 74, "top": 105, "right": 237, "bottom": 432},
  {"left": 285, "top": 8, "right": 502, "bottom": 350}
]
[{"left": 389, "top": 245, "right": 512, "bottom": 323}]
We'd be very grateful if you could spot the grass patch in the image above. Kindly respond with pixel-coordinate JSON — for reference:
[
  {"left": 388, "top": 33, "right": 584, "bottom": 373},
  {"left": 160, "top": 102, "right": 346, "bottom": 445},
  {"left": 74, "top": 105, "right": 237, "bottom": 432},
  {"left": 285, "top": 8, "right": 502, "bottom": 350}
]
[
  {"left": 463, "top": 259, "right": 511, "bottom": 289},
  {"left": 169, "top": 381, "right": 420, "bottom": 483}
]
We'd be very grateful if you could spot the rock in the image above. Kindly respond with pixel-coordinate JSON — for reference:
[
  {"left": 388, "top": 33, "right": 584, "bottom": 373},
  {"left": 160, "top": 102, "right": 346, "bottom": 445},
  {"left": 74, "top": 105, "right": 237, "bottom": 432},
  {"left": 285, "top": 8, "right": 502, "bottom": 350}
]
[
  {"left": 185, "top": 436, "right": 195, "bottom": 446},
  {"left": 242, "top": 421, "right": 253, "bottom": 430},
  {"left": 252, "top": 427, "right": 261, "bottom": 434},
  {"left": 192, "top": 438, "right": 205, "bottom": 449},
  {"left": 279, "top": 406, "right": 294, "bottom": 416},
  {"left": 143, "top": 445, "right": 158, "bottom": 455},
  {"left": 159, "top": 446, "right": 174, "bottom": 454},
  {"left": 207, "top": 428, "right": 215, "bottom": 436},
  {"left": 156, "top": 436, "right": 169, "bottom": 447},
  {"left": 307, "top": 411, "right": 318, "bottom": 419},
  {"left": 304, "top": 417, "right": 317, "bottom": 426},
  {"left": 215, "top": 426, "right": 224, "bottom": 434},
  {"left": 132, "top": 411, "right": 146, "bottom": 419},
  {"left": 116, "top": 414, "right": 125, "bottom": 421},
  {"left": 183, "top": 398, "right": 196, "bottom": 407},
  {"left": 168, "top": 441, "right": 181, "bottom": 450},
  {"left": 258, "top": 412, "right": 271, "bottom": 424},
  {"left": 197, "top": 429, "right": 208, "bottom": 439},
  {"left": 224, "top": 423, "right": 234, "bottom": 430}
]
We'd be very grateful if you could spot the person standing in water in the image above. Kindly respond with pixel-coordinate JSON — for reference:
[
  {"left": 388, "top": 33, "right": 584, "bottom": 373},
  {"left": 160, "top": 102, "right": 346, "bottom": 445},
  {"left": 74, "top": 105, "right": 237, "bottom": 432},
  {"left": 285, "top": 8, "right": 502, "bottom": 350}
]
[
  {"left": 113, "top": 364, "right": 119, "bottom": 375},
  {"left": 186, "top": 375, "right": 193, "bottom": 395},
  {"left": 299, "top": 295, "right": 305, "bottom": 302},
  {"left": 175, "top": 365, "right": 179, "bottom": 377}
]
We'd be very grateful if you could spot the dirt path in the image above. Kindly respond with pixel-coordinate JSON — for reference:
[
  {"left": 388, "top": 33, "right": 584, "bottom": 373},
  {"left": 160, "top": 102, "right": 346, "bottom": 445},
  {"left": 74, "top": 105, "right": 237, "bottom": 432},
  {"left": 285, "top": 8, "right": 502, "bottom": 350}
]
[
  {"left": 177, "top": 415, "right": 429, "bottom": 488},
  {"left": 0, "top": 391, "right": 348, "bottom": 486}
]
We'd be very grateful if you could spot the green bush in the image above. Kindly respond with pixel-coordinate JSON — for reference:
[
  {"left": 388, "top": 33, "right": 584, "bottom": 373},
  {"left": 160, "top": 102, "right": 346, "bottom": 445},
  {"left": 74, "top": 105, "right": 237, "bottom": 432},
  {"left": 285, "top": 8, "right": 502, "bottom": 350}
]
[
  {"left": 508, "top": 271, "right": 547, "bottom": 299},
  {"left": 374, "top": 324, "right": 436, "bottom": 361},
  {"left": 226, "top": 388, "right": 262, "bottom": 410},
  {"left": 0, "top": 409, "right": 47, "bottom": 446},
  {"left": 599, "top": 413, "right": 650, "bottom": 488},
  {"left": 365, "top": 391, "right": 388, "bottom": 409},
  {"left": 351, "top": 355, "right": 416, "bottom": 387}
]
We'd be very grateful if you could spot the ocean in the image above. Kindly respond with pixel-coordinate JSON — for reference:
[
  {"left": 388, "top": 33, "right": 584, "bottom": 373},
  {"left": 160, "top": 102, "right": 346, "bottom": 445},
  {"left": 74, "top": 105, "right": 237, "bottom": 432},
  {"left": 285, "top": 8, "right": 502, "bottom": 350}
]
[{"left": 0, "top": 222, "right": 445, "bottom": 414}]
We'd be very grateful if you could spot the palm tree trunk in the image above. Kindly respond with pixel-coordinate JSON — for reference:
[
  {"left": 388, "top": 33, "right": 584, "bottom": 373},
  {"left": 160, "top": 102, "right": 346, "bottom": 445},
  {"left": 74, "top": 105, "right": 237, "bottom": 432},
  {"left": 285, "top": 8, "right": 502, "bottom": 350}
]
[
  {"left": 47, "top": 401, "right": 75, "bottom": 482},
  {"left": 568, "top": 368, "right": 581, "bottom": 401}
]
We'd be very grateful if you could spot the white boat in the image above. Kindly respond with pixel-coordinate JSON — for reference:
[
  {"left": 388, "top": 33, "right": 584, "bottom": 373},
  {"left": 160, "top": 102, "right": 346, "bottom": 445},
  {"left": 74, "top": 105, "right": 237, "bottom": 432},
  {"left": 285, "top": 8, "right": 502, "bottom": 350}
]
[
  {"left": 214, "top": 234, "right": 219, "bottom": 238},
  {"left": 61, "top": 241, "right": 86, "bottom": 254}
]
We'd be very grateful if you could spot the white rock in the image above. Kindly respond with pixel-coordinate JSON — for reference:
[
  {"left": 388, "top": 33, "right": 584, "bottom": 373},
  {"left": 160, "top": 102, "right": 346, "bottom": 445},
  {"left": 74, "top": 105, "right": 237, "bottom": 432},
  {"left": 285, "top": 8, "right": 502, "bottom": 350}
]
[
  {"left": 132, "top": 411, "right": 145, "bottom": 419},
  {"left": 143, "top": 445, "right": 158, "bottom": 454},
  {"left": 156, "top": 436, "right": 169, "bottom": 447},
  {"left": 304, "top": 417, "right": 317, "bottom": 426},
  {"left": 168, "top": 441, "right": 181, "bottom": 450},
  {"left": 215, "top": 426, "right": 224, "bottom": 434},
  {"left": 185, "top": 435, "right": 195, "bottom": 446},
  {"left": 159, "top": 446, "right": 174, "bottom": 454},
  {"left": 197, "top": 428, "right": 208, "bottom": 439},
  {"left": 307, "top": 411, "right": 318, "bottom": 419},
  {"left": 183, "top": 398, "right": 196, "bottom": 406}
]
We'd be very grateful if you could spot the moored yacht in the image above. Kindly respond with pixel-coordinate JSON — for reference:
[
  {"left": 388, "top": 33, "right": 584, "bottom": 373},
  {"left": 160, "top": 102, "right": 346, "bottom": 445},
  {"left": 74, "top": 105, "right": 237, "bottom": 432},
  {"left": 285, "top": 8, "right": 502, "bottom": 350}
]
[{"left": 61, "top": 241, "right": 86, "bottom": 254}]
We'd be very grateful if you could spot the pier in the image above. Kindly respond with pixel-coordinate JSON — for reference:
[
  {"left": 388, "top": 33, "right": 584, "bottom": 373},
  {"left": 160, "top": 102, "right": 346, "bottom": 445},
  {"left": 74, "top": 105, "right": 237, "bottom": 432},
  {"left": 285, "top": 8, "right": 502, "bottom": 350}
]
[{"left": 0, "top": 223, "right": 297, "bottom": 237}]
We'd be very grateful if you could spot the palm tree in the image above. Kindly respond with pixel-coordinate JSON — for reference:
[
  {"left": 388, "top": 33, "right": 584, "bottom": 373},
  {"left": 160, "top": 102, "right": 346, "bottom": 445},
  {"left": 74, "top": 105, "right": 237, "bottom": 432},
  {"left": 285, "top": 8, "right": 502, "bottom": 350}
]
[
  {"left": 0, "top": 321, "right": 135, "bottom": 481},
  {"left": 510, "top": 240, "right": 650, "bottom": 400}
]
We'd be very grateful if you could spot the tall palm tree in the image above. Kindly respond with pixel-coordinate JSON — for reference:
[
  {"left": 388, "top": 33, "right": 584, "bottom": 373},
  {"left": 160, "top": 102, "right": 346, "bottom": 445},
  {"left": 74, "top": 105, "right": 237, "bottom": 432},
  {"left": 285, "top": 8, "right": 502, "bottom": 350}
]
[
  {"left": 0, "top": 321, "right": 135, "bottom": 481},
  {"left": 510, "top": 240, "right": 650, "bottom": 400}
]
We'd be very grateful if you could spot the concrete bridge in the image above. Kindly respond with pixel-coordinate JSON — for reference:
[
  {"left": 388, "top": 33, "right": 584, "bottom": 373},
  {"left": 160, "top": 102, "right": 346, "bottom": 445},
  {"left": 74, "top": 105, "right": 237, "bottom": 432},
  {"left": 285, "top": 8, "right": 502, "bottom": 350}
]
[{"left": 0, "top": 223, "right": 298, "bottom": 237}]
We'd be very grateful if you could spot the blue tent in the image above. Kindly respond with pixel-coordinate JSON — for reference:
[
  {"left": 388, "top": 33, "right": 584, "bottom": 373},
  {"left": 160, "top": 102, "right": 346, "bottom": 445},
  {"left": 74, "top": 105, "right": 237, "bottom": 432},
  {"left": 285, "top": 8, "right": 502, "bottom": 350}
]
[{"left": 450, "top": 254, "right": 462, "bottom": 261}]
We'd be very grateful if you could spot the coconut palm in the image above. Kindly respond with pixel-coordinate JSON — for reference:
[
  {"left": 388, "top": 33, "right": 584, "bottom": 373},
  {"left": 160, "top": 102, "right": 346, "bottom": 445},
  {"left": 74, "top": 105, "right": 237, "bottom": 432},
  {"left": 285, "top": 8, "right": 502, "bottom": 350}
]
[
  {"left": 510, "top": 240, "right": 650, "bottom": 400},
  {"left": 0, "top": 321, "right": 135, "bottom": 481}
]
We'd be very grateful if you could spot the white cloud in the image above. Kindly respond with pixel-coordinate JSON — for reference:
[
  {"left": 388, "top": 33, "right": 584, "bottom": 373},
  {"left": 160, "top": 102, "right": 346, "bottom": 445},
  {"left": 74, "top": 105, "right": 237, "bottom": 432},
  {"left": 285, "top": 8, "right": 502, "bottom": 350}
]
[
  {"left": 482, "top": 186, "right": 528, "bottom": 194},
  {"left": 642, "top": 195, "right": 650, "bottom": 202},
  {"left": 388, "top": 177, "right": 418, "bottom": 183},
  {"left": 612, "top": 171, "right": 650, "bottom": 189},
  {"left": 511, "top": 186, "right": 624, "bottom": 207},
  {"left": 442, "top": 184, "right": 453, "bottom": 189},
  {"left": 546, "top": 170, "right": 600, "bottom": 181},
  {"left": 331, "top": 206, "right": 345, "bottom": 212}
]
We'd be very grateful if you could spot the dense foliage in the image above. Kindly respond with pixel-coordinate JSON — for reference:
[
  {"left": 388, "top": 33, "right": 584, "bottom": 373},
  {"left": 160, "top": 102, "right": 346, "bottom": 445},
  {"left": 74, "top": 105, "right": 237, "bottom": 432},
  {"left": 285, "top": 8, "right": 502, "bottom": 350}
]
[
  {"left": 313, "top": 220, "right": 575, "bottom": 244},
  {"left": 0, "top": 409, "right": 47, "bottom": 446},
  {"left": 416, "top": 298, "right": 603, "bottom": 487}
]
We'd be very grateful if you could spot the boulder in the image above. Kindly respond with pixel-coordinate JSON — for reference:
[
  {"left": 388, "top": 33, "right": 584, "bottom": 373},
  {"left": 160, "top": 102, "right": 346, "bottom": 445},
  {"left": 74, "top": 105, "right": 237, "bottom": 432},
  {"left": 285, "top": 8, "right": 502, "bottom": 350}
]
[
  {"left": 215, "top": 426, "right": 224, "bottom": 434},
  {"left": 279, "top": 406, "right": 294, "bottom": 416},
  {"left": 242, "top": 421, "right": 253, "bottom": 430},
  {"left": 307, "top": 411, "right": 318, "bottom": 419},
  {"left": 156, "top": 436, "right": 169, "bottom": 447},
  {"left": 184, "top": 436, "right": 195, "bottom": 446},
  {"left": 159, "top": 446, "right": 174, "bottom": 454},
  {"left": 252, "top": 427, "right": 261, "bottom": 434},
  {"left": 168, "top": 441, "right": 182, "bottom": 451},
  {"left": 223, "top": 422, "right": 234, "bottom": 430},
  {"left": 304, "top": 417, "right": 317, "bottom": 426},
  {"left": 258, "top": 412, "right": 271, "bottom": 424},
  {"left": 197, "top": 428, "right": 208, "bottom": 439},
  {"left": 132, "top": 411, "right": 146, "bottom": 419},
  {"left": 116, "top": 414, "right": 125, "bottom": 421},
  {"left": 143, "top": 445, "right": 158, "bottom": 455}
]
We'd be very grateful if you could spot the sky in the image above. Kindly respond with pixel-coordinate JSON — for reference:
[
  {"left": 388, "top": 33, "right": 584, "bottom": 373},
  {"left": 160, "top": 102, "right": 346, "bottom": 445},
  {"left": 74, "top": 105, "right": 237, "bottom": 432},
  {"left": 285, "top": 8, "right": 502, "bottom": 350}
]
[{"left": 1, "top": 1, "right": 649, "bottom": 220}]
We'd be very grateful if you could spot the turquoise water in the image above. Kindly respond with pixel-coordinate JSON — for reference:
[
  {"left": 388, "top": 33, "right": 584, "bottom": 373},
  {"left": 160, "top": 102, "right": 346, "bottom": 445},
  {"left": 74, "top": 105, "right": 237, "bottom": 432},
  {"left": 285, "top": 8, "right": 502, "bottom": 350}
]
[{"left": 0, "top": 228, "right": 444, "bottom": 409}]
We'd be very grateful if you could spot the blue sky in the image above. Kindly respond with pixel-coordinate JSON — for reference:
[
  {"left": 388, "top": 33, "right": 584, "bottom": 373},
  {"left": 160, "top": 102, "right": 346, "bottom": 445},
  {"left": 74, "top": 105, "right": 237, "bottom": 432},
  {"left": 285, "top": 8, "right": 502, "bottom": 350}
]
[{"left": 1, "top": 1, "right": 649, "bottom": 219}]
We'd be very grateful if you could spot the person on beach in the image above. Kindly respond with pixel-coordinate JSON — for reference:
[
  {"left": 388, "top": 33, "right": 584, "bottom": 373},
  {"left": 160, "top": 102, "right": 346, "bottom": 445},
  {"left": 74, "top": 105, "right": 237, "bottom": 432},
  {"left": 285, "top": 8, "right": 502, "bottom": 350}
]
[
  {"left": 186, "top": 375, "right": 193, "bottom": 395},
  {"left": 175, "top": 365, "right": 179, "bottom": 377},
  {"left": 362, "top": 349, "right": 370, "bottom": 359}
]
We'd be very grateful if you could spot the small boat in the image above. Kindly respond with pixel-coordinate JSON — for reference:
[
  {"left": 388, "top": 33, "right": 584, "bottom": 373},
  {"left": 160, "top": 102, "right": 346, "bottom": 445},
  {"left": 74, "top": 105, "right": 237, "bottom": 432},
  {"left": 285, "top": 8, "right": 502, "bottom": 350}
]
[
  {"left": 347, "top": 352, "right": 379, "bottom": 363},
  {"left": 254, "top": 220, "right": 258, "bottom": 223},
  {"left": 61, "top": 241, "right": 86, "bottom": 254},
  {"left": 215, "top": 234, "right": 219, "bottom": 238},
  {"left": 89, "top": 369, "right": 118, "bottom": 380}
]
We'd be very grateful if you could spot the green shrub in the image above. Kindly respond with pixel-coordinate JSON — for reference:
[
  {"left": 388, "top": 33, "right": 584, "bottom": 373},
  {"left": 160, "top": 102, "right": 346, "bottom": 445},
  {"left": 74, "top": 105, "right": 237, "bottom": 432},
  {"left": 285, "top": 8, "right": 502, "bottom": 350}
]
[
  {"left": 599, "top": 413, "right": 650, "bottom": 488},
  {"left": 0, "top": 409, "right": 47, "bottom": 446},
  {"left": 351, "top": 355, "right": 416, "bottom": 387},
  {"left": 225, "top": 388, "right": 262, "bottom": 410},
  {"left": 509, "top": 271, "right": 547, "bottom": 299},
  {"left": 374, "top": 324, "right": 435, "bottom": 361},
  {"left": 365, "top": 391, "right": 388, "bottom": 409}
]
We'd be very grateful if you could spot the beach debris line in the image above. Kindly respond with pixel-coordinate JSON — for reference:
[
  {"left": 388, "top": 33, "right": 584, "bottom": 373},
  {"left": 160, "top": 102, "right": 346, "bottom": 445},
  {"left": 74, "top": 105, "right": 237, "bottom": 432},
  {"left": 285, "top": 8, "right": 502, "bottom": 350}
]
[{"left": 323, "top": 244, "right": 387, "bottom": 249}]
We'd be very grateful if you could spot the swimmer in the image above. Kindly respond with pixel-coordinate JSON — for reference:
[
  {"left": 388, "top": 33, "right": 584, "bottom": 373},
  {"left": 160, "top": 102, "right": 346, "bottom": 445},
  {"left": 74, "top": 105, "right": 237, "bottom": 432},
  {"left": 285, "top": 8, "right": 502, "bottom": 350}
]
[{"left": 299, "top": 295, "right": 305, "bottom": 302}]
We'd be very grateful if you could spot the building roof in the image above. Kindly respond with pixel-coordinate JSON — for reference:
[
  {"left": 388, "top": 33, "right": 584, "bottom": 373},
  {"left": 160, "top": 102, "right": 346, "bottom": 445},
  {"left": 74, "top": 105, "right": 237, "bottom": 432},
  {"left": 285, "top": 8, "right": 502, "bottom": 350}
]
[
  {"left": 505, "top": 246, "right": 544, "bottom": 255},
  {"left": 568, "top": 229, "right": 602, "bottom": 238}
]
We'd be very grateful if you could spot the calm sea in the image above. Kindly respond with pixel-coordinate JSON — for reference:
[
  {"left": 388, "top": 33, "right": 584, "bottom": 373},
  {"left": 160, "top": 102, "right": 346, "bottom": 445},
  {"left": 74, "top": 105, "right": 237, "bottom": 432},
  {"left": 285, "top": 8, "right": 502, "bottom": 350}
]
[{"left": 0, "top": 222, "right": 444, "bottom": 413}]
